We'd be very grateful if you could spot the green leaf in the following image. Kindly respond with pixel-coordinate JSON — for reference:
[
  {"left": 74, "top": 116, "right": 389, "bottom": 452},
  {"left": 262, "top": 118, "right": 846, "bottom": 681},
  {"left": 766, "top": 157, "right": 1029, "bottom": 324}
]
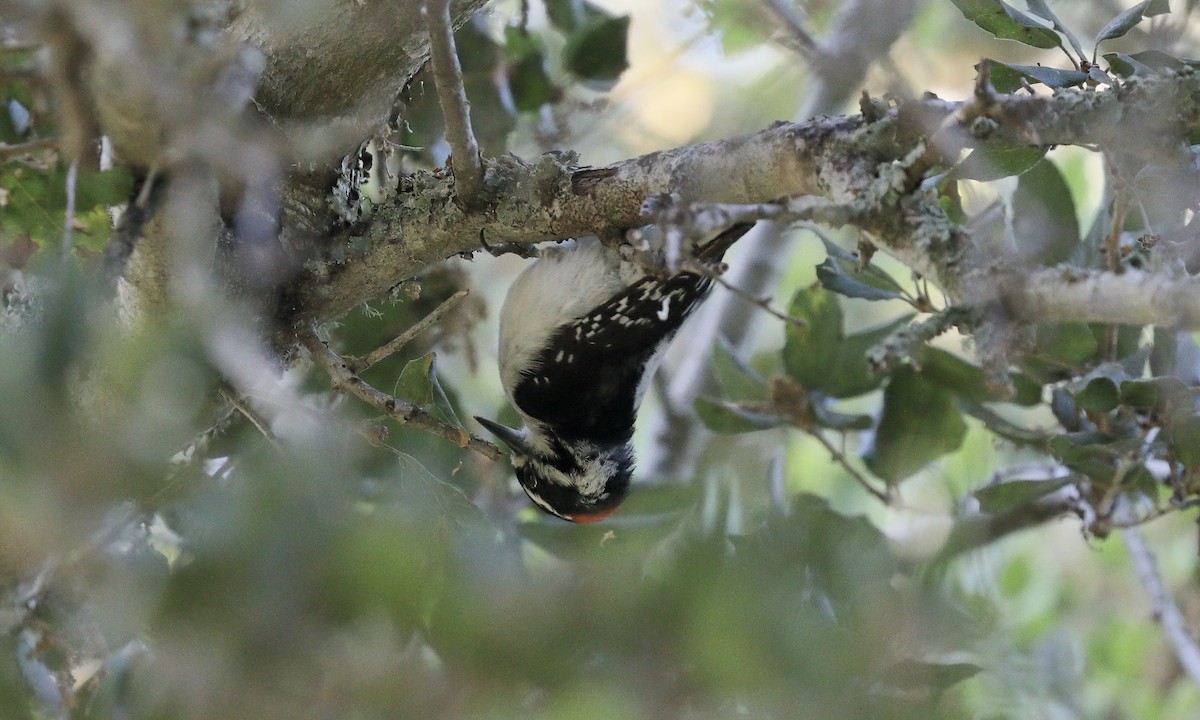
[
  {"left": 823, "top": 315, "right": 914, "bottom": 399},
  {"left": 1025, "top": 323, "right": 1100, "bottom": 379},
  {"left": 563, "top": 14, "right": 630, "bottom": 84},
  {"left": 702, "top": 0, "right": 773, "bottom": 53},
  {"left": 394, "top": 352, "right": 462, "bottom": 427},
  {"left": 502, "top": 27, "right": 556, "bottom": 112},
  {"left": 913, "top": 346, "right": 1042, "bottom": 406},
  {"left": 1110, "top": 325, "right": 1145, "bottom": 368},
  {"left": 1103, "top": 50, "right": 1200, "bottom": 77},
  {"left": 815, "top": 238, "right": 904, "bottom": 301},
  {"left": 503, "top": 25, "right": 539, "bottom": 61},
  {"left": 986, "top": 61, "right": 1088, "bottom": 93},
  {"left": 1073, "top": 376, "right": 1119, "bottom": 412},
  {"left": 454, "top": 21, "right": 503, "bottom": 73},
  {"left": 1126, "top": 50, "right": 1200, "bottom": 71},
  {"left": 1119, "top": 376, "right": 1193, "bottom": 412},
  {"left": 694, "top": 397, "right": 784, "bottom": 434},
  {"left": 1087, "top": 65, "right": 1115, "bottom": 85},
  {"left": 1149, "top": 327, "right": 1177, "bottom": 378},
  {"left": 1167, "top": 415, "right": 1200, "bottom": 466},
  {"left": 774, "top": 494, "right": 898, "bottom": 599},
  {"left": 1024, "top": 0, "right": 1087, "bottom": 61},
  {"left": 1064, "top": 362, "right": 1129, "bottom": 413},
  {"left": 616, "top": 483, "right": 700, "bottom": 516},
  {"left": 973, "top": 477, "right": 1071, "bottom": 513},
  {"left": 86, "top": 165, "right": 135, "bottom": 206},
  {"left": 783, "top": 284, "right": 844, "bottom": 391},
  {"left": 1095, "top": 0, "right": 1171, "bottom": 45},
  {"left": 545, "top": 0, "right": 585, "bottom": 31},
  {"left": 1012, "top": 159, "right": 1080, "bottom": 266},
  {"left": 0, "top": 165, "right": 132, "bottom": 248},
  {"left": 517, "top": 513, "right": 679, "bottom": 560},
  {"left": 878, "top": 660, "right": 985, "bottom": 692},
  {"left": 1048, "top": 432, "right": 1136, "bottom": 483},
  {"left": 1103, "top": 51, "right": 1159, "bottom": 77},
  {"left": 507, "top": 51, "right": 556, "bottom": 112},
  {"left": 549, "top": 0, "right": 624, "bottom": 32},
  {"left": 959, "top": 399, "right": 1052, "bottom": 446},
  {"left": 810, "top": 401, "right": 873, "bottom": 431},
  {"left": 950, "top": 141, "right": 1047, "bottom": 181},
  {"left": 940, "top": 191, "right": 968, "bottom": 225},
  {"left": 864, "top": 367, "right": 968, "bottom": 484},
  {"left": 394, "top": 352, "right": 436, "bottom": 405},
  {"left": 711, "top": 335, "right": 768, "bottom": 401},
  {"left": 950, "top": 0, "right": 1061, "bottom": 49}
]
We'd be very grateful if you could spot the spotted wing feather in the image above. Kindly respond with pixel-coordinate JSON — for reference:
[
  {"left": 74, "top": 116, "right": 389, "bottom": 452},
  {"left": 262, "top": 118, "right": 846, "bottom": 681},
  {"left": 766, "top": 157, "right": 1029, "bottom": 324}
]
[
  {"left": 512, "top": 224, "right": 753, "bottom": 445},
  {"left": 511, "top": 274, "right": 706, "bottom": 444}
]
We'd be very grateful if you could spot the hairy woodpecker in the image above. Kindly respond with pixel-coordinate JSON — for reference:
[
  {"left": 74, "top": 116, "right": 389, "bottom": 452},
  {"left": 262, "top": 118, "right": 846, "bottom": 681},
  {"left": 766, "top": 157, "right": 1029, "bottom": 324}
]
[{"left": 476, "top": 223, "right": 754, "bottom": 523}]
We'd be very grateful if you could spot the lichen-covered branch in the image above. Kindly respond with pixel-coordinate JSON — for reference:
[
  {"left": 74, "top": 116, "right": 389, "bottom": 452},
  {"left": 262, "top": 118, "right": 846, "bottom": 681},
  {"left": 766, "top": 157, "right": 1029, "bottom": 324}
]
[
  {"left": 287, "top": 72, "right": 1200, "bottom": 334},
  {"left": 1001, "top": 267, "right": 1200, "bottom": 330},
  {"left": 21, "top": 1, "right": 1200, "bottom": 353},
  {"left": 288, "top": 119, "right": 842, "bottom": 323}
]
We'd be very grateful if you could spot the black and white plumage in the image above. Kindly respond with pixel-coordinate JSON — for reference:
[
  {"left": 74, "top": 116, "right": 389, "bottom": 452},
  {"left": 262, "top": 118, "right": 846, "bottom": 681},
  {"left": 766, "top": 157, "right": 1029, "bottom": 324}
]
[{"left": 476, "top": 223, "right": 753, "bottom": 523}]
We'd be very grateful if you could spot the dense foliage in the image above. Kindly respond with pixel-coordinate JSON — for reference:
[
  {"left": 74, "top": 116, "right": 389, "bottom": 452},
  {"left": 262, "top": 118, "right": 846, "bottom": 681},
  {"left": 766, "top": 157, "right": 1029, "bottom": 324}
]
[{"left": 2, "top": 1, "right": 1200, "bottom": 718}]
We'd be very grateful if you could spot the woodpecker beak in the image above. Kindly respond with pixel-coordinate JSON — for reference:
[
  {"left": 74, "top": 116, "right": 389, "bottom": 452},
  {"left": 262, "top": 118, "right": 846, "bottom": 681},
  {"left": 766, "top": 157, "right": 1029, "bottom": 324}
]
[{"left": 474, "top": 416, "right": 533, "bottom": 457}]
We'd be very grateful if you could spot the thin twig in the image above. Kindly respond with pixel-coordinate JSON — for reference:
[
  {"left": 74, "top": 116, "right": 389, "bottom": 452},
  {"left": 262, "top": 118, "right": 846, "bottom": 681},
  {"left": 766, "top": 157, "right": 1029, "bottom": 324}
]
[
  {"left": 218, "top": 386, "right": 279, "bottom": 447},
  {"left": 687, "top": 261, "right": 804, "bottom": 328},
  {"left": 422, "top": 0, "right": 484, "bottom": 209},
  {"left": 302, "top": 328, "right": 501, "bottom": 461},
  {"left": 1122, "top": 526, "right": 1200, "bottom": 690},
  {"left": 0, "top": 137, "right": 57, "bottom": 160},
  {"left": 809, "top": 429, "right": 890, "bottom": 503},
  {"left": 934, "top": 493, "right": 1078, "bottom": 564},
  {"left": 761, "top": 0, "right": 817, "bottom": 60},
  {"left": 1105, "top": 505, "right": 1177, "bottom": 531},
  {"left": 355, "top": 288, "right": 469, "bottom": 373},
  {"left": 61, "top": 159, "right": 77, "bottom": 260},
  {"left": 1102, "top": 163, "right": 1129, "bottom": 360},
  {"left": 1, "top": 40, "right": 40, "bottom": 54}
]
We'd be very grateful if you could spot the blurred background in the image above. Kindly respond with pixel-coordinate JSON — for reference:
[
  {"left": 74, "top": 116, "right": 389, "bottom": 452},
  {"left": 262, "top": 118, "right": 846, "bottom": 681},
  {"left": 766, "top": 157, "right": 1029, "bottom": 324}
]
[{"left": 3, "top": 0, "right": 1200, "bottom": 718}]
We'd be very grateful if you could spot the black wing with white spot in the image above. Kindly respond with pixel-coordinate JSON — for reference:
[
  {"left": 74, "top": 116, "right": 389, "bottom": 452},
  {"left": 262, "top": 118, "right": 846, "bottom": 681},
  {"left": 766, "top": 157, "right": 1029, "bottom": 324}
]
[
  {"left": 512, "top": 273, "right": 708, "bottom": 444},
  {"left": 512, "top": 224, "right": 753, "bottom": 445}
]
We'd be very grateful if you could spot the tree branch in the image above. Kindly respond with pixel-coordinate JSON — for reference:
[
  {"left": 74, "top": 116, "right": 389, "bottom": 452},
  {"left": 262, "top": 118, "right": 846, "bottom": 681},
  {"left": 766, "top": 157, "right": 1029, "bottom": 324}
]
[
  {"left": 0, "top": 137, "right": 57, "bottom": 160},
  {"left": 1001, "top": 268, "right": 1200, "bottom": 330},
  {"left": 354, "top": 288, "right": 470, "bottom": 374},
  {"left": 423, "top": 0, "right": 484, "bottom": 209},
  {"left": 301, "top": 329, "right": 501, "bottom": 461},
  {"left": 298, "top": 73, "right": 1200, "bottom": 331},
  {"left": 935, "top": 493, "right": 1079, "bottom": 563},
  {"left": 637, "top": 0, "right": 917, "bottom": 480},
  {"left": 291, "top": 120, "right": 837, "bottom": 322},
  {"left": 1122, "top": 527, "right": 1200, "bottom": 690}
]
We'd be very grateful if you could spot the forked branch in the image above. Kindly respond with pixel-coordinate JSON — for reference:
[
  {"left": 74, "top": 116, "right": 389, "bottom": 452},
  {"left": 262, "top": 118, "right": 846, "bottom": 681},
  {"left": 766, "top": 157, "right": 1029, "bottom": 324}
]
[{"left": 302, "top": 328, "right": 502, "bottom": 460}]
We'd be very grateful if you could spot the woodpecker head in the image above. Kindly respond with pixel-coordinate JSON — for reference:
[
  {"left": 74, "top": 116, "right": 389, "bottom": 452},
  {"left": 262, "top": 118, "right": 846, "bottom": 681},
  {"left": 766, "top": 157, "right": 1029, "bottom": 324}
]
[{"left": 475, "top": 415, "right": 632, "bottom": 523}]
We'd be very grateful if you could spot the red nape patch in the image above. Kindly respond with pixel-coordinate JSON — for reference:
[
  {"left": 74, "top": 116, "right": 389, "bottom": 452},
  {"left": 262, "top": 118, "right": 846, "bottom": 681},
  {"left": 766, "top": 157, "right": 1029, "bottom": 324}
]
[{"left": 569, "top": 506, "right": 620, "bottom": 524}]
